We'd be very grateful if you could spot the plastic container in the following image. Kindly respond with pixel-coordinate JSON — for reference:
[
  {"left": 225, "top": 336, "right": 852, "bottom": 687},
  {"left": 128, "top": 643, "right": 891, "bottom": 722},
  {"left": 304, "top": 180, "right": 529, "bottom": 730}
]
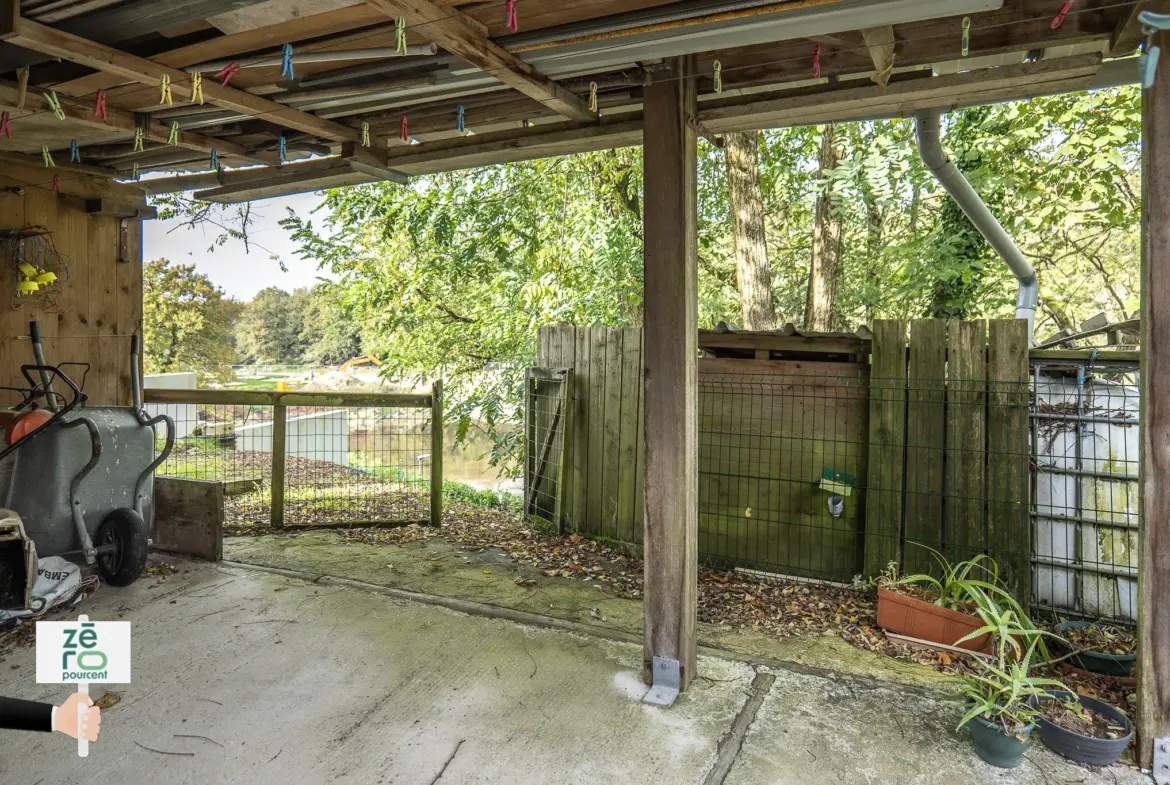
[
  {"left": 1030, "top": 690, "right": 1133, "bottom": 766},
  {"left": 1052, "top": 621, "right": 1135, "bottom": 677},
  {"left": 877, "top": 588, "right": 990, "bottom": 650},
  {"left": 968, "top": 716, "right": 1033, "bottom": 768}
]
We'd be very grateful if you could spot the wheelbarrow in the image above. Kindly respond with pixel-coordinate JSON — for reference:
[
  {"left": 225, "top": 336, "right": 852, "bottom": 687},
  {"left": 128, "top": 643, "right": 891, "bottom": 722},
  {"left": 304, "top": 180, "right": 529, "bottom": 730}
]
[{"left": 0, "top": 322, "right": 174, "bottom": 587}]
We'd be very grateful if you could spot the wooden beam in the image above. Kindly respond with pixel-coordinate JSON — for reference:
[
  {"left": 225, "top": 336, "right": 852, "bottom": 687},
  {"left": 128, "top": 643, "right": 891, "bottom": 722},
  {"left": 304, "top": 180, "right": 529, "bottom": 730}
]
[
  {"left": 1111, "top": 0, "right": 1154, "bottom": 56},
  {"left": 191, "top": 149, "right": 407, "bottom": 202},
  {"left": 363, "top": 0, "right": 596, "bottom": 122},
  {"left": 861, "top": 26, "right": 897, "bottom": 87},
  {"left": 0, "top": 150, "right": 118, "bottom": 177},
  {"left": 0, "top": 81, "right": 275, "bottom": 165},
  {"left": 1138, "top": 5, "right": 1170, "bottom": 768},
  {"left": 641, "top": 55, "right": 698, "bottom": 694},
  {"left": 3, "top": 16, "right": 361, "bottom": 143}
]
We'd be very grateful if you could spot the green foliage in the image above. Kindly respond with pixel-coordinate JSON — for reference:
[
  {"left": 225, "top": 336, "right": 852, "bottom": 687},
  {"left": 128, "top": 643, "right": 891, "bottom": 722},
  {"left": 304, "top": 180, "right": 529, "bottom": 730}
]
[
  {"left": 956, "top": 638, "right": 1067, "bottom": 735},
  {"left": 234, "top": 284, "right": 362, "bottom": 365},
  {"left": 143, "top": 259, "right": 241, "bottom": 382}
]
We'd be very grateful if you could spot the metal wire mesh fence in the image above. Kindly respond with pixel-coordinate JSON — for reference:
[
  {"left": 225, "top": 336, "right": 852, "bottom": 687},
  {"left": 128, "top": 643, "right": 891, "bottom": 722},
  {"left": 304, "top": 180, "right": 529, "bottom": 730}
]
[
  {"left": 524, "top": 368, "right": 570, "bottom": 529},
  {"left": 145, "top": 386, "right": 443, "bottom": 531}
]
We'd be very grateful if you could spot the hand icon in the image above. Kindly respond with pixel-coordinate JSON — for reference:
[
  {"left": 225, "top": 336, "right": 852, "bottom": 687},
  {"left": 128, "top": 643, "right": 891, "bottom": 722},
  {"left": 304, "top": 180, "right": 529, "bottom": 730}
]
[{"left": 54, "top": 692, "right": 100, "bottom": 743}]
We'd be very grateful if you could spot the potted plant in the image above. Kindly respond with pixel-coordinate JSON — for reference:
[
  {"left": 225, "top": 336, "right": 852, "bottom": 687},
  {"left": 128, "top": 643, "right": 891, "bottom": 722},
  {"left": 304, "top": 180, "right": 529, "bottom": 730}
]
[
  {"left": 1050, "top": 620, "right": 1136, "bottom": 677},
  {"left": 876, "top": 551, "right": 1037, "bottom": 651},
  {"left": 956, "top": 638, "right": 1067, "bottom": 768},
  {"left": 1029, "top": 690, "right": 1134, "bottom": 766}
]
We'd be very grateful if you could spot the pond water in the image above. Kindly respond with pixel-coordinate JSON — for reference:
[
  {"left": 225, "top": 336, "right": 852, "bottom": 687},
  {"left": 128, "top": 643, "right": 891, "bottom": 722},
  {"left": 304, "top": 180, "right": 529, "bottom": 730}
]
[{"left": 348, "top": 421, "right": 520, "bottom": 493}]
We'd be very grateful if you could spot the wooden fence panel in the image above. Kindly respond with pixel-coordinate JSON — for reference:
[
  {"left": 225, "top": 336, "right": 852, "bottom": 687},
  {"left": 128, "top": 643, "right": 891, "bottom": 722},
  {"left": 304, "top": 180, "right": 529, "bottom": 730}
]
[
  {"left": 946, "top": 320, "right": 988, "bottom": 565},
  {"left": 864, "top": 320, "right": 908, "bottom": 578},
  {"left": 602, "top": 330, "right": 625, "bottom": 538},
  {"left": 617, "top": 327, "right": 642, "bottom": 543},
  {"left": 587, "top": 327, "right": 608, "bottom": 533},
  {"left": 570, "top": 328, "right": 590, "bottom": 531},
  {"left": 904, "top": 320, "right": 947, "bottom": 574},
  {"left": 987, "top": 319, "right": 1031, "bottom": 603}
]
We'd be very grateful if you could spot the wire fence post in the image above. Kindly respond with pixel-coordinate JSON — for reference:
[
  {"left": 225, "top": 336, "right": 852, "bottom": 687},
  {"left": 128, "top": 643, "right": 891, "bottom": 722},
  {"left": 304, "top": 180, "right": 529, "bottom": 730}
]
[
  {"left": 430, "top": 379, "right": 443, "bottom": 527},
  {"left": 554, "top": 370, "right": 573, "bottom": 533},
  {"left": 271, "top": 399, "right": 286, "bottom": 528}
]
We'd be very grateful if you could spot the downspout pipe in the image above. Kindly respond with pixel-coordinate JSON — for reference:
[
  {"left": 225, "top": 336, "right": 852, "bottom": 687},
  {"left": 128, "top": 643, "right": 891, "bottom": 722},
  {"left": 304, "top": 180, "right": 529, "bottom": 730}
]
[{"left": 914, "top": 110, "right": 1038, "bottom": 341}]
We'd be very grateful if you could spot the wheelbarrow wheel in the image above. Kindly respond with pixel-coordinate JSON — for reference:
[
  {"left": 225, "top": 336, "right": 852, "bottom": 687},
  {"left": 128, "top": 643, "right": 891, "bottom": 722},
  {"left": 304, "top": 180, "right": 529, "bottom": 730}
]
[{"left": 95, "top": 508, "right": 149, "bottom": 587}]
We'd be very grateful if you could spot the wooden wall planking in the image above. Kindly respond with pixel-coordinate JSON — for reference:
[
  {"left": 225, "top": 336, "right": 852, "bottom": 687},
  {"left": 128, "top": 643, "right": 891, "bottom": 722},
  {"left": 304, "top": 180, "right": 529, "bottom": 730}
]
[
  {"left": 903, "top": 320, "right": 946, "bottom": 574},
  {"left": 0, "top": 162, "right": 145, "bottom": 407},
  {"left": 987, "top": 319, "right": 1031, "bottom": 604},
  {"left": 945, "top": 320, "right": 988, "bottom": 565},
  {"left": 863, "top": 320, "right": 908, "bottom": 578}
]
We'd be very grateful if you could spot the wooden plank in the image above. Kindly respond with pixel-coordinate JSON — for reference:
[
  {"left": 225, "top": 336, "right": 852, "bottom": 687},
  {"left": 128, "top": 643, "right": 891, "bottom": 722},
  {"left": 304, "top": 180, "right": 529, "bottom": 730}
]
[
  {"left": 88, "top": 214, "right": 118, "bottom": 404},
  {"left": 586, "top": 326, "right": 607, "bottom": 535},
  {"left": 945, "top": 320, "right": 987, "bottom": 565},
  {"left": 618, "top": 326, "right": 642, "bottom": 543},
  {"left": 1138, "top": 12, "right": 1170, "bottom": 766},
  {"left": 143, "top": 388, "right": 432, "bottom": 407},
  {"left": 903, "top": 320, "right": 946, "bottom": 574},
  {"left": 697, "top": 331, "right": 870, "bottom": 355},
  {"left": 364, "top": 0, "right": 596, "bottom": 122},
  {"left": 641, "top": 55, "right": 697, "bottom": 691},
  {"left": 696, "top": 358, "right": 866, "bottom": 377},
  {"left": 570, "top": 326, "right": 589, "bottom": 532},
  {"left": 987, "top": 319, "right": 1030, "bottom": 605},
  {"left": 5, "top": 17, "right": 362, "bottom": 143},
  {"left": 555, "top": 371, "right": 573, "bottom": 534},
  {"left": 1029, "top": 348, "right": 1141, "bottom": 363},
  {"left": 863, "top": 319, "right": 907, "bottom": 578},
  {"left": 634, "top": 326, "right": 646, "bottom": 541},
  {"left": 115, "top": 215, "right": 144, "bottom": 404},
  {"left": 153, "top": 477, "right": 224, "bottom": 561},
  {"left": 523, "top": 368, "right": 534, "bottom": 515},
  {"left": 601, "top": 328, "right": 624, "bottom": 538},
  {"left": 270, "top": 403, "right": 287, "bottom": 527},
  {"left": 430, "top": 379, "right": 443, "bottom": 527}
]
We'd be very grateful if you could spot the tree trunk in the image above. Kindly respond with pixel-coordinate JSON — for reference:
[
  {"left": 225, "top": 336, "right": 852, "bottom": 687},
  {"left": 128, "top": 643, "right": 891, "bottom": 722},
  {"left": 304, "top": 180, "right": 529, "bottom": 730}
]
[
  {"left": 805, "top": 124, "right": 843, "bottom": 331},
  {"left": 724, "top": 130, "right": 776, "bottom": 330}
]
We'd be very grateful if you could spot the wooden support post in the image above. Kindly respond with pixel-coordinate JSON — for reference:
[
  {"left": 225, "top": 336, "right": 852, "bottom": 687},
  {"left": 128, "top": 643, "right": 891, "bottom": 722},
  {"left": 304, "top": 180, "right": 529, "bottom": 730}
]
[
  {"left": 555, "top": 371, "right": 574, "bottom": 534},
  {"left": 270, "top": 402, "right": 287, "bottom": 528},
  {"left": 430, "top": 379, "right": 443, "bottom": 527},
  {"left": 642, "top": 55, "right": 698, "bottom": 692},
  {"left": 1139, "top": 11, "right": 1170, "bottom": 767}
]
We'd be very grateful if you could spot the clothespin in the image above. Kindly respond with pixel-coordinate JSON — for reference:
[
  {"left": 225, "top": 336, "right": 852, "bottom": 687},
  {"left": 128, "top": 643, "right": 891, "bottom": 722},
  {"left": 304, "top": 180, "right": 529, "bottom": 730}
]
[
  {"left": 361, "top": 121, "right": 371, "bottom": 147},
  {"left": 812, "top": 44, "right": 822, "bottom": 79},
  {"left": 215, "top": 61, "right": 240, "bottom": 87},
  {"left": 1139, "top": 11, "right": 1170, "bottom": 89},
  {"left": 159, "top": 73, "right": 173, "bottom": 106},
  {"left": 168, "top": 121, "right": 180, "bottom": 146},
  {"left": 132, "top": 162, "right": 140, "bottom": 181},
  {"left": 1051, "top": 0, "right": 1074, "bottom": 30},
  {"left": 281, "top": 43, "right": 295, "bottom": 80},
  {"left": 94, "top": 90, "right": 108, "bottom": 120},
  {"left": 52, "top": 174, "right": 60, "bottom": 195},
  {"left": 42, "top": 145, "right": 54, "bottom": 167},
  {"left": 961, "top": 17, "right": 971, "bottom": 57},
  {"left": 133, "top": 125, "right": 144, "bottom": 153},
  {"left": 456, "top": 105, "right": 466, "bottom": 134},
  {"left": 210, "top": 148, "right": 219, "bottom": 171},
  {"left": 0, "top": 111, "right": 11, "bottom": 140},
  {"left": 395, "top": 17, "right": 407, "bottom": 55},
  {"left": 191, "top": 72, "right": 204, "bottom": 105},
  {"left": 505, "top": 0, "right": 518, "bottom": 33},
  {"left": 70, "top": 139, "right": 80, "bottom": 163},
  {"left": 45, "top": 91, "right": 66, "bottom": 121},
  {"left": 713, "top": 60, "right": 723, "bottom": 93},
  {"left": 278, "top": 135, "right": 287, "bottom": 163},
  {"left": 400, "top": 115, "right": 409, "bottom": 143},
  {"left": 589, "top": 81, "right": 598, "bottom": 113}
]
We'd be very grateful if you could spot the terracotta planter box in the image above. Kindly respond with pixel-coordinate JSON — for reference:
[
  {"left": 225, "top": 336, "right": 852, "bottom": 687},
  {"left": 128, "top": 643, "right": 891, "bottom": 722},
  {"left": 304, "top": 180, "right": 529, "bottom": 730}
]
[{"left": 877, "top": 588, "right": 990, "bottom": 651}]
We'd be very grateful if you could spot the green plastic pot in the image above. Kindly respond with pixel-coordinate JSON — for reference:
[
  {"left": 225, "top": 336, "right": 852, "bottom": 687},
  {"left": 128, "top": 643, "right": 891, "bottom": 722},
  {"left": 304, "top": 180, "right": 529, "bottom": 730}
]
[
  {"left": 968, "top": 716, "right": 1034, "bottom": 768},
  {"left": 1053, "top": 621, "right": 1135, "bottom": 677}
]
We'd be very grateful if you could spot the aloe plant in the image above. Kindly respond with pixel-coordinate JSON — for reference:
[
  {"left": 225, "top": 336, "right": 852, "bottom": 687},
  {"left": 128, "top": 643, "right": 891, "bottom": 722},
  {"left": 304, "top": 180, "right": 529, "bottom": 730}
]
[
  {"left": 889, "top": 548, "right": 1032, "bottom": 622},
  {"left": 956, "top": 638, "right": 1068, "bottom": 737}
]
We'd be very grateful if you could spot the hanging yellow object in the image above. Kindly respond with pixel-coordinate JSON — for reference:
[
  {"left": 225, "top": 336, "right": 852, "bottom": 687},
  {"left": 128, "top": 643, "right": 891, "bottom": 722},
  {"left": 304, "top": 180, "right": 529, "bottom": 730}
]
[
  {"left": 34, "top": 270, "right": 57, "bottom": 285},
  {"left": 16, "top": 280, "right": 39, "bottom": 295},
  {"left": 18, "top": 262, "right": 37, "bottom": 278}
]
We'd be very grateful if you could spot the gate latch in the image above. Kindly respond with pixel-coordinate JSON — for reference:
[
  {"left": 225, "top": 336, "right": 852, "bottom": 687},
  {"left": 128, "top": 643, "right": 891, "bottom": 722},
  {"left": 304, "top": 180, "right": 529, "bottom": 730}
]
[
  {"left": 1154, "top": 736, "right": 1170, "bottom": 785},
  {"left": 643, "top": 656, "right": 680, "bottom": 708}
]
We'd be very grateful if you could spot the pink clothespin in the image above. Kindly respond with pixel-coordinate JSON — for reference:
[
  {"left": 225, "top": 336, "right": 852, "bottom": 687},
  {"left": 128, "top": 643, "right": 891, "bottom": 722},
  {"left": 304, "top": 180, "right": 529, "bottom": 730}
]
[
  {"left": 505, "top": 0, "right": 518, "bottom": 33},
  {"left": 94, "top": 90, "right": 107, "bottom": 121},
  {"left": 400, "top": 115, "right": 409, "bottom": 143},
  {"left": 812, "top": 43, "right": 822, "bottom": 79},
  {"left": 214, "top": 62, "right": 240, "bottom": 87},
  {"left": 1051, "top": 0, "right": 1074, "bottom": 30},
  {"left": 52, "top": 175, "right": 60, "bottom": 195},
  {"left": 0, "top": 111, "right": 11, "bottom": 139}
]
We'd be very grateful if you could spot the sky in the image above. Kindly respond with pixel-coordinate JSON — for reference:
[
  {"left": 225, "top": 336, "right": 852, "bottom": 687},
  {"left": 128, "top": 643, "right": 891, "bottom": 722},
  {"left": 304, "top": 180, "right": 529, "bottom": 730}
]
[{"left": 142, "top": 192, "right": 334, "bottom": 301}]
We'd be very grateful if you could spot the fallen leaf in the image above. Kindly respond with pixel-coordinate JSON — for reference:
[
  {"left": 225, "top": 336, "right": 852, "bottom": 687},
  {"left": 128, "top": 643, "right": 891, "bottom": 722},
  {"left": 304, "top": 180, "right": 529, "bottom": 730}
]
[{"left": 93, "top": 691, "right": 122, "bottom": 709}]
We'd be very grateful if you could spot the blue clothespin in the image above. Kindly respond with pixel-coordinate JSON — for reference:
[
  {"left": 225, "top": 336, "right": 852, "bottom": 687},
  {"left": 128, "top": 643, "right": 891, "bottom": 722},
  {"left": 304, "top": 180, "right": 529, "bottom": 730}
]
[
  {"left": 456, "top": 105, "right": 465, "bottom": 134},
  {"left": 278, "top": 135, "right": 287, "bottom": 163},
  {"left": 1139, "top": 12, "right": 1170, "bottom": 89},
  {"left": 281, "top": 43, "right": 295, "bottom": 80},
  {"left": 69, "top": 139, "right": 80, "bottom": 163},
  {"left": 210, "top": 148, "right": 219, "bottom": 171}
]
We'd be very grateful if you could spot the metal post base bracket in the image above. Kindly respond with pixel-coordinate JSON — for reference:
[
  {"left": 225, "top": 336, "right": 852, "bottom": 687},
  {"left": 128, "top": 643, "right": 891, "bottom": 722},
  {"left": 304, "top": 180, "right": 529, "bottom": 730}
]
[
  {"left": 642, "top": 656, "right": 681, "bottom": 708},
  {"left": 1154, "top": 737, "right": 1170, "bottom": 785}
]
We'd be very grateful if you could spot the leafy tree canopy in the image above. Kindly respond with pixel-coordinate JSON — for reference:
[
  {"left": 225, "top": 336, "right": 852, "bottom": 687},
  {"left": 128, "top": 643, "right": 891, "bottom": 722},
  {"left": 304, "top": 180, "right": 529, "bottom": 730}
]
[{"left": 143, "top": 259, "right": 241, "bottom": 382}]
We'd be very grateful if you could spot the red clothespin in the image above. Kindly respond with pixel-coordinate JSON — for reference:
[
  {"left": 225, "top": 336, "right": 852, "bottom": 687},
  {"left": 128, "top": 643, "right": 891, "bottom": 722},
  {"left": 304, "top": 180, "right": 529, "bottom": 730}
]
[
  {"left": 400, "top": 115, "right": 409, "bottom": 143},
  {"left": 0, "top": 111, "right": 11, "bottom": 139},
  {"left": 52, "top": 174, "right": 60, "bottom": 195},
  {"left": 94, "top": 90, "right": 108, "bottom": 121},
  {"left": 1051, "top": 0, "right": 1074, "bottom": 30},
  {"left": 214, "top": 62, "right": 240, "bottom": 87},
  {"left": 812, "top": 43, "right": 822, "bottom": 79},
  {"left": 505, "top": 0, "right": 518, "bottom": 33}
]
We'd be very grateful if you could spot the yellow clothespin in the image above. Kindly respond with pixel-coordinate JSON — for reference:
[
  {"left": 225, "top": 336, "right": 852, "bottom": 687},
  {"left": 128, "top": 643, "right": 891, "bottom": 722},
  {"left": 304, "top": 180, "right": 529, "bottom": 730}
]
[
  {"left": 589, "top": 81, "right": 598, "bottom": 113},
  {"left": 713, "top": 60, "right": 723, "bottom": 93},
  {"left": 41, "top": 145, "right": 55, "bottom": 167},
  {"left": 396, "top": 17, "right": 407, "bottom": 55},
  {"left": 168, "top": 121, "right": 180, "bottom": 145},
  {"left": 133, "top": 125, "right": 144, "bottom": 153},
  {"left": 361, "top": 121, "right": 371, "bottom": 147},
  {"left": 191, "top": 71, "right": 204, "bottom": 105},
  {"left": 45, "top": 91, "right": 66, "bottom": 121},
  {"left": 961, "top": 17, "right": 971, "bottom": 57},
  {"left": 160, "top": 73, "right": 173, "bottom": 106}
]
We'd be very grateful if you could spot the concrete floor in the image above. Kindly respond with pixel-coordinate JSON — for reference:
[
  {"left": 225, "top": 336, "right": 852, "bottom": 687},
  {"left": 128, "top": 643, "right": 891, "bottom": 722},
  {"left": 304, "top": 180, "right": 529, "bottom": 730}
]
[{"left": 0, "top": 558, "right": 1152, "bottom": 785}]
